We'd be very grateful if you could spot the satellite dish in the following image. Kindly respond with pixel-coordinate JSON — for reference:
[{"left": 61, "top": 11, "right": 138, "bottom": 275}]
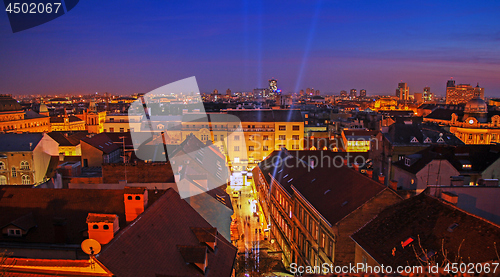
[{"left": 81, "top": 239, "right": 101, "bottom": 255}]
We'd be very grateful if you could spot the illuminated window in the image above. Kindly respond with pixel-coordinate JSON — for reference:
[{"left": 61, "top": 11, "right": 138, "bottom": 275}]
[
  {"left": 279, "top": 125, "right": 286, "bottom": 131},
  {"left": 21, "top": 175, "right": 30, "bottom": 185},
  {"left": 0, "top": 162, "right": 5, "bottom": 170},
  {"left": 292, "top": 135, "right": 299, "bottom": 140},
  {"left": 469, "top": 134, "right": 473, "bottom": 140},
  {"left": 292, "top": 145, "right": 299, "bottom": 150},
  {"left": 234, "top": 135, "right": 240, "bottom": 141},
  {"left": 234, "top": 146, "right": 239, "bottom": 151},
  {"left": 0, "top": 176, "right": 6, "bottom": 185},
  {"left": 279, "top": 135, "right": 286, "bottom": 140},
  {"left": 263, "top": 146, "right": 269, "bottom": 151},
  {"left": 293, "top": 125, "right": 300, "bottom": 131},
  {"left": 263, "top": 135, "right": 269, "bottom": 140},
  {"left": 248, "top": 146, "right": 254, "bottom": 151},
  {"left": 11, "top": 167, "right": 16, "bottom": 177}
]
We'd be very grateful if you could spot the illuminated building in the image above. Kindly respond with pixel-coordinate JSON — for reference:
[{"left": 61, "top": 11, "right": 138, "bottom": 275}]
[
  {"left": 50, "top": 110, "right": 86, "bottom": 132},
  {"left": 269, "top": 79, "right": 277, "bottom": 93},
  {"left": 180, "top": 109, "right": 304, "bottom": 171},
  {"left": 0, "top": 133, "right": 58, "bottom": 185},
  {"left": 103, "top": 113, "right": 142, "bottom": 133},
  {"left": 359, "top": 89, "right": 366, "bottom": 98},
  {"left": 424, "top": 96, "right": 500, "bottom": 144},
  {"left": 341, "top": 129, "right": 377, "bottom": 152},
  {"left": 349, "top": 89, "right": 357, "bottom": 99},
  {"left": 77, "top": 99, "right": 107, "bottom": 133},
  {"left": 423, "top": 86, "right": 432, "bottom": 102},
  {"left": 445, "top": 79, "right": 484, "bottom": 104},
  {"left": 300, "top": 89, "right": 305, "bottom": 97},
  {"left": 373, "top": 97, "right": 398, "bottom": 111},
  {"left": 340, "top": 90, "right": 347, "bottom": 98},
  {"left": 0, "top": 95, "right": 50, "bottom": 133},
  {"left": 414, "top": 92, "right": 423, "bottom": 103},
  {"left": 396, "top": 82, "right": 409, "bottom": 101},
  {"left": 314, "top": 90, "right": 320, "bottom": 96},
  {"left": 226, "top": 88, "right": 231, "bottom": 96}
]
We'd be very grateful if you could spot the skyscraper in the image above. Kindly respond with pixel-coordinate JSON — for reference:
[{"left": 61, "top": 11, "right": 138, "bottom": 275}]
[
  {"left": 226, "top": 88, "right": 231, "bottom": 96},
  {"left": 396, "top": 83, "right": 409, "bottom": 101},
  {"left": 423, "top": 87, "right": 431, "bottom": 102},
  {"left": 349, "top": 89, "right": 357, "bottom": 99},
  {"left": 269, "top": 79, "right": 277, "bottom": 93},
  {"left": 445, "top": 79, "right": 484, "bottom": 104},
  {"left": 360, "top": 89, "right": 367, "bottom": 98},
  {"left": 340, "top": 90, "right": 347, "bottom": 98}
]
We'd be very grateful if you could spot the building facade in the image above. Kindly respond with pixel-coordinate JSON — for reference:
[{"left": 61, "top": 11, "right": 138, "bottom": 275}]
[{"left": 445, "top": 79, "right": 484, "bottom": 104}]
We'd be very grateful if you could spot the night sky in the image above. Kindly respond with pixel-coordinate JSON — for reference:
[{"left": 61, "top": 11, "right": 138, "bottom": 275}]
[{"left": 0, "top": 0, "right": 499, "bottom": 96}]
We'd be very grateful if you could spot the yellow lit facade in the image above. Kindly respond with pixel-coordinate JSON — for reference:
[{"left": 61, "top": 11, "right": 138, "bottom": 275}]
[{"left": 0, "top": 95, "right": 50, "bottom": 133}]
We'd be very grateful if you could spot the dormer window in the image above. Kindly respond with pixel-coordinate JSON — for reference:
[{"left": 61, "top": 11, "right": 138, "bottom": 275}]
[
  {"left": 410, "top": 137, "right": 418, "bottom": 143},
  {"left": 424, "top": 137, "right": 432, "bottom": 143},
  {"left": 405, "top": 158, "right": 411, "bottom": 166},
  {"left": 8, "top": 228, "right": 22, "bottom": 237}
]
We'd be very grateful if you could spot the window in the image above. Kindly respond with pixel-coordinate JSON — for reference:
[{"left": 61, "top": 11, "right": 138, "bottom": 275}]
[
  {"left": 493, "top": 134, "right": 497, "bottom": 140},
  {"left": 263, "top": 146, "right": 269, "bottom": 151},
  {"left": 135, "top": 196, "right": 141, "bottom": 200},
  {"left": 234, "top": 146, "right": 240, "bottom": 151},
  {"left": 0, "top": 162, "right": 5, "bottom": 170},
  {"left": 469, "top": 134, "right": 473, "bottom": 140},
  {"left": 109, "top": 128, "right": 114, "bottom": 132},
  {"left": 398, "top": 155, "right": 405, "bottom": 161},
  {"left": 8, "top": 229, "right": 22, "bottom": 237},
  {"left": 11, "top": 167, "right": 16, "bottom": 177},
  {"left": 293, "top": 125, "right": 300, "bottom": 131},
  {"left": 234, "top": 157, "right": 240, "bottom": 163},
  {"left": 103, "top": 224, "right": 109, "bottom": 230},
  {"left": 292, "top": 135, "right": 299, "bottom": 140},
  {"left": 249, "top": 146, "right": 254, "bottom": 151},
  {"left": 220, "top": 135, "right": 224, "bottom": 141},
  {"left": 0, "top": 176, "right": 6, "bottom": 185},
  {"left": 127, "top": 195, "right": 132, "bottom": 200},
  {"left": 21, "top": 175, "right": 30, "bottom": 184},
  {"left": 321, "top": 233, "right": 326, "bottom": 248},
  {"left": 292, "top": 145, "right": 299, "bottom": 150},
  {"left": 214, "top": 135, "right": 217, "bottom": 141},
  {"left": 279, "top": 125, "right": 286, "bottom": 131},
  {"left": 480, "top": 134, "right": 484, "bottom": 141},
  {"left": 249, "top": 135, "right": 255, "bottom": 141},
  {"left": 329, "top": 240, "right": 333, "bottom": 258},
  {"left": 120, "top": 128, "right": 124, "bottom": 132},
  {"left": 93, "top": 224, "right": 99, "bottom": 229},
  {"left": 234, "top": 135, "right": 240, "bottom": 141},
  {"left": 109, "top": 118, "right": 114, "bottom": 122},
  {"left": 263, "top": 135, "right": 269, "bottom": 140},
  {"left": 279, "top": 135, "right": 286, "bottom": 140}
]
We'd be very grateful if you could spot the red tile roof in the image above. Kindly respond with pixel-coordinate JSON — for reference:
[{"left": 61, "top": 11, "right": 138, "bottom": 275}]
[
  {"left": 97, "top": 189, "right": 237, "bottom": 277},
  {"left": 351, "top": 193, "right": 500, "bottom": 266},
  {"left": 81, "top": 133, "right": 120, "bottom": 154}
]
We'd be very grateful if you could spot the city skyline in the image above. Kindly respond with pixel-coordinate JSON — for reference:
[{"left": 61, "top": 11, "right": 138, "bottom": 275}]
[{"left": 0, "top": 1, "right": 499, "bottom": 96}]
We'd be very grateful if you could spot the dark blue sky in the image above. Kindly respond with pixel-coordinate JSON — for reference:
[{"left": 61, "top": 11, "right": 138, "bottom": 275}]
[{"left": 1, "top": 0, "right": 499, "bottom": 96}]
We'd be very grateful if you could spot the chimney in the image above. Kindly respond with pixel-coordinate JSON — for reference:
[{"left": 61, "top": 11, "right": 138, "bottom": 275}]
[
  {"left": 389, "top": 180, "right": 398, "bottom": 191},
  {"left": 378, "top": 174, "right": 385, "bottom": 185},
  {"left": 441, "top": 191, "right": 458, "bottom": 205},
  {"left": 124, "top": 187, "right": 148, "bottom": 222},
  {"left": 86, "top": 213, "right": 119, "bottom": 245},
  {"left": 366, "top": 168, "right": 373, "bottom": 178}
]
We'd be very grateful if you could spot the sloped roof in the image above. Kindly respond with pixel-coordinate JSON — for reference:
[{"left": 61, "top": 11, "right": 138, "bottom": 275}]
[
  {"left": 0, "top": 133, "right": 44, "bottom": 152},
  {"left": 385, "top": 122, "right": 463, "bottom": 146},
  {"left": 392, "top": 148, "right": 448, "bottom": 175},
  {"left": 226, "top": 109, "right": 303, "bottom": 122},
  {"left": 24, "top": 110, "right": 48, "bottom": 119},
  {"left": 97, "top": 189, "right": 237, "bottom": 277},
  {"left": 351, "top": 193, "right": 500, "bottom": 266},
  {"left": 81, "top": 133, "right": 120, "bottom": 154},
  {"left": 50, "top": 115, "right": 84, "bottom": 123},
  {"left": 258, "top": 149, "right": 388, "bottom": 225},
  {"left": 425, "top": 108, "right": 462, "bottom": 120},
  {"left": 0, "top": 188, "right": 167, "bottom": 245}
]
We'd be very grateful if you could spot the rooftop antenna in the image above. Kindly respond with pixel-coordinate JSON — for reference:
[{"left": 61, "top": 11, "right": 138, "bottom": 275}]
[{"left": 81, "top": 239, "right": 101, "bottom": 270}]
